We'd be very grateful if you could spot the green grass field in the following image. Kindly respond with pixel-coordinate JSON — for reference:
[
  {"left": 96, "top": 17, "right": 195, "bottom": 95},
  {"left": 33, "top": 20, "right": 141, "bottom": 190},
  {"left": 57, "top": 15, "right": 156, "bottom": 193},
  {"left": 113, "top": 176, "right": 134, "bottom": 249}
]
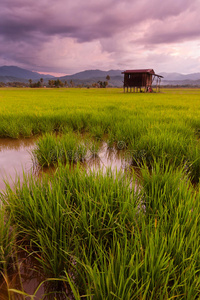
[
  {"left": 1, "top": 88, "right": 200, "bottom": 299},
  {"left": 1, "top": 88, "right": 200, "bottom": 138}
]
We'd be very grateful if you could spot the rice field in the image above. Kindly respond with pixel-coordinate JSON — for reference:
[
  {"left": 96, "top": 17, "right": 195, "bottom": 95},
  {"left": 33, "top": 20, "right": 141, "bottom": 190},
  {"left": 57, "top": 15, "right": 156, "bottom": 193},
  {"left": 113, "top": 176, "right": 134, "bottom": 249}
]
[{"left": 1, "top": 87, "right": 200, "bottom": 299}]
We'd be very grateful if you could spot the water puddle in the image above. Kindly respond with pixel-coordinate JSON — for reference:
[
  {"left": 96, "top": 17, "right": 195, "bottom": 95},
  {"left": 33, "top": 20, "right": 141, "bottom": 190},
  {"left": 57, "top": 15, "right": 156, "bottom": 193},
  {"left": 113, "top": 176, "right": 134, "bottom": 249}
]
[
  {"left": 0, "top": 139, "right": 131, "bottom": 192},
  {"left": 0, "top": 252, "right": 70, "bottom": 300},
  {"left": 0, "top": 263, "right": 45, "bottom": 300},
  {"left": 0, "top": 138, "right": 135, "bottom": 299},
  {"left": 0, "top": 138, "right": 36, "bottom": 191},
  {"left": 84, "top": 142, "right": 128, "bottom": 172}
]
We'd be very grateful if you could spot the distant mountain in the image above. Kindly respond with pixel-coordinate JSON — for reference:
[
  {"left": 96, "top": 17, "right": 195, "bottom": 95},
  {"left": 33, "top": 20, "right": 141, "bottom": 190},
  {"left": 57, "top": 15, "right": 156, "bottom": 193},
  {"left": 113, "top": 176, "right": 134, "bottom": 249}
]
[
  {"left": 1, "top": 66, "right": 200, "bottom": 87},
  {"left": 0, "top": 66, "right": 55, "bottom": 80},
  {"left": 59, "top": 69, "right": 123, "bottom": 80},
  {"left": 0, "top": 75, "right": 28, "bottom": 83},
  {"left": 52, "top": 75, "right": 123, "bottom": 87},
  {"left": 44, "top": 69, "right": 123, "bottom": 87},
  {"left": 58, "top": 70, "right": 200, "bottom": 86},
  {"left": 0, "top": 67, "right": 123, "bottom": 84},
  {"left": 160, "top": 72, "right": 200, "bottom": 81},
  {"left": 162, "top": 79, "right": 200, "bottom": 86},
  {"left": 160, "top": 72, "right": 200, "bottom": 86}
]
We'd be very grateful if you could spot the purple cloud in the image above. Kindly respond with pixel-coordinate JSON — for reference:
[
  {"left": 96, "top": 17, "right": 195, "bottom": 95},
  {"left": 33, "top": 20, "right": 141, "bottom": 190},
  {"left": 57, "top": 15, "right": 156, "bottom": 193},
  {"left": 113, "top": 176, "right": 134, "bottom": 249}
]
[{"left": 0, "top": 0, "right": 199, "bottom": 73}]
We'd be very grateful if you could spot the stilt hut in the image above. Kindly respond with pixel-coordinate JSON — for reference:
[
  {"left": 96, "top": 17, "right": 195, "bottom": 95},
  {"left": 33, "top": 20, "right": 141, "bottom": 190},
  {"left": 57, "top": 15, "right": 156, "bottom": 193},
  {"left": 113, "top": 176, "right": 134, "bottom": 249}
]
[{"left": 122, "top": 69, "right": 163, "bottom": 92}]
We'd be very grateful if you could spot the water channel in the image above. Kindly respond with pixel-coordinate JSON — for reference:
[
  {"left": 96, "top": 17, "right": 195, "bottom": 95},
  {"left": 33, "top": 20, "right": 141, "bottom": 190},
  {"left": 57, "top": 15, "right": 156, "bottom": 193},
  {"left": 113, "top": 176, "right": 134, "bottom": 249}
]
[{"left": 0, "top": 137, "right": 131, "bottom": 299}]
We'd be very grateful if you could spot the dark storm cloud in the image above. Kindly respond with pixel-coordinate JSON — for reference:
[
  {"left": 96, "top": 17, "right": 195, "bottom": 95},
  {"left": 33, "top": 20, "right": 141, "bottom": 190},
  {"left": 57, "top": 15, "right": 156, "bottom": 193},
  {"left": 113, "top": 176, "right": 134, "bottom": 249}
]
[
  {"left": 136, "top": 1, "right": 200, "bottom": 46},
  {"left": 1, "top": 0, "right": 198, "bottom": 42},
  {"left": 0, "top": 0, "right": 200, "bottom": 73}
]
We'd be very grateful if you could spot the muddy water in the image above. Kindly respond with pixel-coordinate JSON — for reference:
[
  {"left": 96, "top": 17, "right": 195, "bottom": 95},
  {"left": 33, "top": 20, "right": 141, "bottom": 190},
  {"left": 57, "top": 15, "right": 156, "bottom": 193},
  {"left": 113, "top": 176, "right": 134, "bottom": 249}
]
[
  {"left": 0, "top": 138, "right": 131, "bottom": 299},
  {"left": 0, "top": 256, "right": 45, "bottom": 300},
  {"left": 0, "top": 251, "right": 70, "bottom": 300},
  {"left": 0, "top": 139, "right": 129, "bottom": 192},
  {"left": 85, "top": 142, "right": 128, "bottom": 172},
  {"left": 0, "top": 138, "right": 36, "bottom": 192}
]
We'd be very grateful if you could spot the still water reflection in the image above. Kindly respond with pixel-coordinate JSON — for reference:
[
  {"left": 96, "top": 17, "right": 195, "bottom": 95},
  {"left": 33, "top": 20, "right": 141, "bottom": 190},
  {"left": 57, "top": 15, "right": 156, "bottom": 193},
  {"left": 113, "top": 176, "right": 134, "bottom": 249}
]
[
  {"left": 0, "top": 138, "right": 36, "bottom": 191},
  {"left": 0, "top": 136, "right": 141, "bottom": 300},
  {"left": 0, "top": 138, "right": 130, "bottom": 299},
  {"left": 0, "top": 139, "right": 129, "bottom": 192}
]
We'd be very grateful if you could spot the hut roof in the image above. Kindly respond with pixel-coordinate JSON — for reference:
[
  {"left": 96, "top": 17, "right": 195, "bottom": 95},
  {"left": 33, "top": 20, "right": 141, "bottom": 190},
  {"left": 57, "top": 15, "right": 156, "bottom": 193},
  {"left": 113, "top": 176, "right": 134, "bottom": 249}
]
[{"left": 122, "top": 69, "right": 163, "bottom": 78}]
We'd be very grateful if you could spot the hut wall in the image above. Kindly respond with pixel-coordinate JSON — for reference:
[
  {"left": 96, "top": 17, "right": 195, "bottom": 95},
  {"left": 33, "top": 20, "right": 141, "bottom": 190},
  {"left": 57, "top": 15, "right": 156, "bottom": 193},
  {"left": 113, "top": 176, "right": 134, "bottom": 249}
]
[
  {"left": 124, "top": 73, "right": 152, "bottom": 87},
  {"left": 146, "top": 75, "right": 153, "bottom": 86}
]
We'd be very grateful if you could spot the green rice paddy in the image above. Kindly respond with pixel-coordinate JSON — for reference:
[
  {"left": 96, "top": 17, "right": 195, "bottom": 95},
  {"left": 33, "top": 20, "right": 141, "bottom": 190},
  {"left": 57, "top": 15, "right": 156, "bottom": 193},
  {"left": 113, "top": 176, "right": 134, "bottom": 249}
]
[{"left": 1, "top": 88, "right": 200, "bottom": 299}]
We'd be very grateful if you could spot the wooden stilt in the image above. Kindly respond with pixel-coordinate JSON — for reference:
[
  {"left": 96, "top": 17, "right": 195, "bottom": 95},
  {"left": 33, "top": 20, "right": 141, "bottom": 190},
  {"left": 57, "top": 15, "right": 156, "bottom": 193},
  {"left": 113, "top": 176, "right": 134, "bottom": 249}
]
[{"left": 159, "top": 78, "right": 161, "bottom": 92}]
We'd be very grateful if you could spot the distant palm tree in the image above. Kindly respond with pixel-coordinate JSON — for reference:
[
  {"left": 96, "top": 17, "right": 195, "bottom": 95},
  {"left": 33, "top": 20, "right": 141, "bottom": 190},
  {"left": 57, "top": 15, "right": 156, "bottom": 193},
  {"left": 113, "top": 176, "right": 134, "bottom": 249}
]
[
  {"left": 106, "top": 75, "right": 110, "bottom": 87},
  {"left": 40, "top": 78, "right": 44, "bottom": 87},
  {"left": 48, "top": 80, "right": 54, "bottom": 87},
  {"left": 28, "top": 79, "right": 32, "bottom": 87}
]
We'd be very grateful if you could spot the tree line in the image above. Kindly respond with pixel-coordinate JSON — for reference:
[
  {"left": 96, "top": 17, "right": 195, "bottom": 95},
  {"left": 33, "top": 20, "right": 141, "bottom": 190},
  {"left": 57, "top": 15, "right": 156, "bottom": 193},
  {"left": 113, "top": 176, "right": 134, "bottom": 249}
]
[
  {"left": 28, "top": 75, "right": 111, "bottom": 88},
  {"left": 0, "top": 75, "right": 111, "bottom": 88}
]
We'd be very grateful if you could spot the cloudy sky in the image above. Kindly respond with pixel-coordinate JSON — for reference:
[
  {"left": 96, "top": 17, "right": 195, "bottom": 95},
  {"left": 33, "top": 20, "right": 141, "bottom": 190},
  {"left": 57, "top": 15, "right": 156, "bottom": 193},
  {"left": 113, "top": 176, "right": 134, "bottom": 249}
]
[{"left": 1, "top": 0, "right": 200, "bottom": 75}]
